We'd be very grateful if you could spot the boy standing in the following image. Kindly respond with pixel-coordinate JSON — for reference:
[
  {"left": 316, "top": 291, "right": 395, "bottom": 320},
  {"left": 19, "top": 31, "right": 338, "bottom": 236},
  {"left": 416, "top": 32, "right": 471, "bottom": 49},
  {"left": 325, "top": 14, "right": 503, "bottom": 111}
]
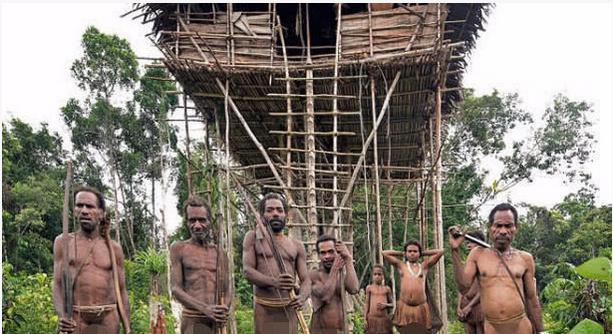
[{"left": 364, "top": 265, "right": 394, "bottom": 334}]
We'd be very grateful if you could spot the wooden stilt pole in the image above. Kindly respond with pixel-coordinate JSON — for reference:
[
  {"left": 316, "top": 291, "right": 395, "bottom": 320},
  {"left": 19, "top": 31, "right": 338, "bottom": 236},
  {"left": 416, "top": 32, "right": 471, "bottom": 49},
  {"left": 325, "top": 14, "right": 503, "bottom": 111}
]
[
  {"left": 183, "top": 94, "right": 193, "bottom": 195},
  {"left": 433, "top": 5, "right": 448, "bottom": 330},
  {"left": 367, "top": 4, "right": 384, "bottom": 266},
  {"left": 304, "top": 3, "right": 319, "bottom": 270}
]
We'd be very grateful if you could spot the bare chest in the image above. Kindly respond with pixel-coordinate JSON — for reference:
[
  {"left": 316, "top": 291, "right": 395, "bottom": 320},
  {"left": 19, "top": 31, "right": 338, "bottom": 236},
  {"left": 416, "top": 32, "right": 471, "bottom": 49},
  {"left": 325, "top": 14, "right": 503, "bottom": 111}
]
[
  {"left": 255, "top": 237, "right": 298, "bottom": 263},
  {"left": 399, "top": 262, "right": 426, "bottom": 279},
  {"left": 478, "top": 250, "right": 526, "bottom": 279},
  {"left": 182, "top": 245, "right": 218, "bottom": 273},
  {"left": 368, "top": 286, "right": 388, "bottom": 299},
  {"left": 68, "top": 238, "right": 112, "bottom": 272}
]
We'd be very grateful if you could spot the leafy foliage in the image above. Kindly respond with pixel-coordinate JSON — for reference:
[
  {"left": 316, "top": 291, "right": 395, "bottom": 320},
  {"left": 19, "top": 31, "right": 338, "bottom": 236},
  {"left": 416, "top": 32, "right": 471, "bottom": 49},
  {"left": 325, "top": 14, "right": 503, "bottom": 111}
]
[
  {"left": 2, "top": 119, "right": 66, "bottom": 273},
  {"left": 71, "top": 26, "right": 138, "bottom": 99},
  {"left": 234, "top": 304, "right": 254, "bottom": 334},
  {"left": 570, "top": 319, "right": 605, "bottom": 334},
  {"left": 500, "top": 94, "right": 594, "bottom": 185},
  {"left": 540, "top": 257, "right": 611, "bottom": 333},
  {"left": 2, "top": 263, "right": 57, "bottom": 333},
  {"left": 125, "top": 249, "right": 176, "bottom": 334},
  {"left": 576, "top": 258, "right": 612, "bottom": 284}
]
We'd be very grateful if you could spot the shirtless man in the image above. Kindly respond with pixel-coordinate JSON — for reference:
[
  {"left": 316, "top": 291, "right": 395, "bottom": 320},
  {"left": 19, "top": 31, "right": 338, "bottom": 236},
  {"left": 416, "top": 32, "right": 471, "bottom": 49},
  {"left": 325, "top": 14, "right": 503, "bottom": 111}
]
[
  {"left": 456, "top": 231, "right": 485, "bottom": 334},
  {"left": 382, "top": 241, "right": 443, "bottom": 334},
  {"left": 364, "top": 264, "right": 393, "bottom": 334},
  {"left": 170, "top": 195, "right": 230, "bottom": 334},
  {"left": 449, "top": 203, "right": 544, "bottom": 334},
  {"left": 309, "top": 234, "right": 359, "bottom": 334},
  {"left": 53, "top": 186, "right": 130, "bottom": 334},
  {"left": 242, "top": 193, "right": 311, "bottom": 334}
]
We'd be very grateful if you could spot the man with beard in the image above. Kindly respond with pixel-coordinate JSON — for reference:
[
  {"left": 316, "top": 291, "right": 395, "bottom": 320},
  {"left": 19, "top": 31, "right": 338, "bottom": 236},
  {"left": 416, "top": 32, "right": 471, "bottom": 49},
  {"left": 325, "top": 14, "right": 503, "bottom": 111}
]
[
  {"left": 456, "top": 231, "right": 485, "bottom": 334},
  {"left": 242, "top": 192, "right": 311, "bottom": 334},
  {"left": 309, "top": 234, "right": 359, "bottom": 334},
  {"left": 170, "top": 195, "right": 230, "bottom": 334},
  {"left": 383, "top": 241, "right": 443, "bottom": 334},
  {"left": 53, "top": 186, "right": 130, "bottom": 334},
  {"left": 449, "top": 203, "right": 544, "bottom": 334}
]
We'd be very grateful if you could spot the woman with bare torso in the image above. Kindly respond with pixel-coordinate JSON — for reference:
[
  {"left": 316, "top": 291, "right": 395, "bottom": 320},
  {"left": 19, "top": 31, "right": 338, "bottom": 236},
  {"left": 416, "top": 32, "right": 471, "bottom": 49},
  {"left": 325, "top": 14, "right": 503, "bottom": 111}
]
[{"left": 383, "top": 241, "right": 443, "bottom": 334}]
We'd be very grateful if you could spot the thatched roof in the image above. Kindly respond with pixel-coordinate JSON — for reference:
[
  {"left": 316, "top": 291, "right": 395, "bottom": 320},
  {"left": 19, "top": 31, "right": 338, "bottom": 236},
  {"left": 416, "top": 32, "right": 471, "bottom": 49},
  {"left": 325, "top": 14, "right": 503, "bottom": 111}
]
[{"left": 134, "top": 3, "right": 490, "bottom": 190}]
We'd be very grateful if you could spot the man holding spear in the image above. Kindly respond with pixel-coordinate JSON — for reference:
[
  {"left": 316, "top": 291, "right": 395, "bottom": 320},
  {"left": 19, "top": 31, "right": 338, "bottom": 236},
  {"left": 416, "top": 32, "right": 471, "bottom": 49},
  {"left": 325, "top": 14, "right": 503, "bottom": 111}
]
[
  {"left": 170, "top": 195, "right": 230, "bottom": 334},
  {"left": 449, "top": 203, "right": 544, "bottom": 334},
  {"left": 309, "top": 234, "right": 359, "bottom": 334},
  {"left": 52, "top": 181, "right": 131, "bottom": 334},
  {"left": 242, "top": 192, "right": 311, "bottom": 334}
]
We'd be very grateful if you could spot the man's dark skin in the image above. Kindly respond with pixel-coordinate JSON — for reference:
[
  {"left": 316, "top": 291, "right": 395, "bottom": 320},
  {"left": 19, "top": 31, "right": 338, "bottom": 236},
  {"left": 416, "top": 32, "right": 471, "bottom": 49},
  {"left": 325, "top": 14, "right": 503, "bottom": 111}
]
[
  {"left": 170, "top": 197, "right": 230, "bottom": 334},
  {"left": 242, "top": 194, "right": 311, "bottom": 334},
  {"left": 449, "top": 204, "right": 544, "bottom": 334},
  {"left": 52, "top": 188, "right": 130, "bottom": 334},
  {"left": 309, "top": 237, "right": 359, "bottom": 334}
]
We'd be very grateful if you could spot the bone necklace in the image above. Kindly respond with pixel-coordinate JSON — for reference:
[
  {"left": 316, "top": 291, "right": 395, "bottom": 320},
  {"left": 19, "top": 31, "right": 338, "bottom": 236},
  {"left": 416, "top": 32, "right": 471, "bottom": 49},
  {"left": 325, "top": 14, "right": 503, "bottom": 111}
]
[{"left": 406, "top": 261, "right": 422, "bottom": 277}]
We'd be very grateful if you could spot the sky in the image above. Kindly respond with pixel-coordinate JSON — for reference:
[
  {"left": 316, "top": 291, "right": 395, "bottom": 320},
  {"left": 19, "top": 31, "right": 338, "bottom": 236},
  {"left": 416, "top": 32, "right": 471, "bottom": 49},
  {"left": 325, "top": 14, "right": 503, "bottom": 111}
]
[
  {"left": 463, "top": 2, "right": 613, "bottom": 212},
  {"left": 1, "top": 2, "right": 612, "bottom": 233}
]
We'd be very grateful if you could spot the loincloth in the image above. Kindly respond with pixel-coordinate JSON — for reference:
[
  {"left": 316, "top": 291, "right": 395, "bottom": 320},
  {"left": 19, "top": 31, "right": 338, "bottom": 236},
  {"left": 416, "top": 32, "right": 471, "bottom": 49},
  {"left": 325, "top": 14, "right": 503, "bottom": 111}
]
[
  {"left": 181, "top": 309, "right": 215, "bottom": 333},
  {"left": 73, "top": 304, "right": 117, "bottom": 323},
  {"left": 310, "top": 309, "right": 341, "bottom": 333},
  {"left": 485, "top": 311, "right": 525, "bottom": 325},
  {"left": 74, "top": 304, "right": 116, "bottom": 314},
  {"left": 254, "top": 295, "right": 292, "bottom": 308},
  {"left": 254, "top": 297, "right": 296, "bottom": 334},
  {"left": 365, "top": 314, "right": 393, "bottom": 334},
  {"left": 393, "top": 300, "right": 431, "bottom": 329}
]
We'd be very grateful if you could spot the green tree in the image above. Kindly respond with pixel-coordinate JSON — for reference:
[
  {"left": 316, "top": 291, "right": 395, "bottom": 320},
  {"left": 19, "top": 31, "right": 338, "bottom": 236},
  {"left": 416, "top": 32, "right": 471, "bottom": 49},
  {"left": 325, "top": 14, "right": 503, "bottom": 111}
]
[
  {"left": 440, "top": 89, "right": 597, "bottom": 320},
  {"left": 2, "top": 119, "right": 66, "bottom": 273},
  {"left": 62, "top": 26, "right": 145, "bottom": 254},
  {"left": 133, "top": 66, "right": 179, "bottom": 247}
]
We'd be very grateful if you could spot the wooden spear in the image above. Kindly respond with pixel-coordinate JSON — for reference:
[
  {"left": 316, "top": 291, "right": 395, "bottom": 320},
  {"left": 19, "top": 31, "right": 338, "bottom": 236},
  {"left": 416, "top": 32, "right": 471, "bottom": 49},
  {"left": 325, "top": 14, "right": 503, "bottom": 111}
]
[
  {"left": 60, "top": 161, "right": 73, "bottom": 333},
  {"left": 262, "top": 221, "right": 311, "bottom": 334},
  {"left": 106, "top": 224, "right": 131, "bottom": 333},
  {"left": 216, "top": 213, "right": 229, "bottom": 334},
  {"left": 228, "top": 174, "right": 310, "bottom": 334}
]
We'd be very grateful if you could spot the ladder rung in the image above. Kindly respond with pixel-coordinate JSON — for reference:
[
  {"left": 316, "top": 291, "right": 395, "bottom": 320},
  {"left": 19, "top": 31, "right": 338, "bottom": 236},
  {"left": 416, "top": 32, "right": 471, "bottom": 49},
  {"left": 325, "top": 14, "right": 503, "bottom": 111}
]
[
  {"left": 267, "top": 93, "right": 358, "bottom": 99},
  {"left": 277, "top": 165, "right": 349, "bottom": 176},
  {"left": 274, "top": 75, "right": 368, "bottom": 81},
  {"left": 269, "top": 130, "right": 356, "bottom": 136},
  {"left": 268, "top": 147, "right": 362, "bottom": 157},
  {"left": 262, "top": 185, "right": 347, "bottom": 193},
  {"left": 289, "top": 205, "right": 353, "bottom": 211},
  {"left": 269, "top": 111, "right": 361, "bottom": 116}
]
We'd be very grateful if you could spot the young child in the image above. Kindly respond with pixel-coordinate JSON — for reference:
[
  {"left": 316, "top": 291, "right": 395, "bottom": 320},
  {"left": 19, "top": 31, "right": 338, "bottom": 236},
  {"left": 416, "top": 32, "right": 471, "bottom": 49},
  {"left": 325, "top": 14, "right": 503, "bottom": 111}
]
[
  {"left": 364, "top": 264, "right": 394, "bottom": 334},
  {"left": 456, "top": 230, "right": 485, "bottom": 334}
]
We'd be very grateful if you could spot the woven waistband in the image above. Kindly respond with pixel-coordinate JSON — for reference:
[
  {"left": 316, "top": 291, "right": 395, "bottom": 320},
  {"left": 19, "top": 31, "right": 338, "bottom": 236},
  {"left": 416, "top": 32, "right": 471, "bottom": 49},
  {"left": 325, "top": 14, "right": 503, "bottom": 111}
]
[
  {"left": 485, "top": 311, "right": 525, "bottom": 325},
  {"left": 73, "top": 304, "right": 117, "bottom": 316},
  {"left": 254, "top": 296, "right": 292, "bottom": 308},
  {"left": 182, "top": 308, "right": 208, "bottom": 318}
]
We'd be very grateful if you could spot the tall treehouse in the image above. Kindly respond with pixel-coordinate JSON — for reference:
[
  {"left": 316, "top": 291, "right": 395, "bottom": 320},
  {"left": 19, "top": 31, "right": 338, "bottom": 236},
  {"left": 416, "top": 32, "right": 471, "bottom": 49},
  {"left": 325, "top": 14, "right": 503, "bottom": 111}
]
[{"left": 134, "top": 3, "right": 489, "bottom": 332}]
